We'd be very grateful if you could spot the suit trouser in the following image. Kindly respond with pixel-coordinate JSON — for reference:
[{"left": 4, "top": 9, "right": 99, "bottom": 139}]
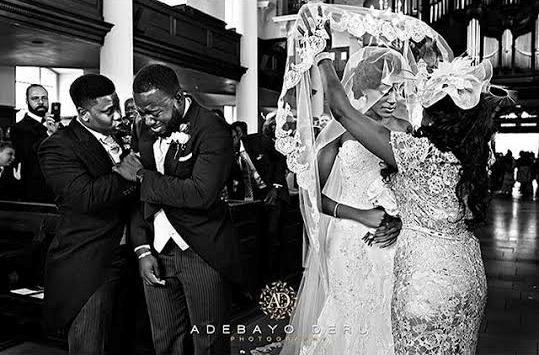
[
  {"left": 144, "top": 243, "right": 231, "bottom": 355},
  {"left": 68, "top": 246, "right": 134, "bottom": 355}
]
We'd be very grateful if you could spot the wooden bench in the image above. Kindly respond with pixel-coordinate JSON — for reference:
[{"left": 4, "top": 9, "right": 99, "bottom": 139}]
[{"left": 0, "top": 197, "right": 304, "bottom": 345}]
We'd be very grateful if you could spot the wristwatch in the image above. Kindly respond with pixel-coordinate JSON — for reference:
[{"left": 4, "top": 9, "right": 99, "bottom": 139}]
[{"left": 135, "top": 168, "right": 144, "bottom": 183}]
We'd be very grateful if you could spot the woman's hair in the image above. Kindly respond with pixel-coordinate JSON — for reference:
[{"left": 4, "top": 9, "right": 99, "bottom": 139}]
[{"left": 418, "top": 94, "right": 498, "bottom": 229}]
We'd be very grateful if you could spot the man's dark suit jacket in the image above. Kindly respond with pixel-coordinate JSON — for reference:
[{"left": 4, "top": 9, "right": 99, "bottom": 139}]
[
  {"left": 38, "top": 119, "right": 137, "bottom": 332},
  {"left": 131, "top": 100, "right": 242, "bottom": 286},
  {"left": 241, "top": 133, "right": 290, "bottom": 203},
  {"left": 11, "top": 114, "right": 54, "bottom": 202}
]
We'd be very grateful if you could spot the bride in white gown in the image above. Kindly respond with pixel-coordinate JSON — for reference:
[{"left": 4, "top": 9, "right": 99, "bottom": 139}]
[{"left": 281, "top": 47, "right": 411, "bottom": 355}]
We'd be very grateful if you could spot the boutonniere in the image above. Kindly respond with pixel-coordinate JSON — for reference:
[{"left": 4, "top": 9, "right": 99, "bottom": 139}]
[{"left": 172, "top": 123, "right": 191, "bottom": 159}]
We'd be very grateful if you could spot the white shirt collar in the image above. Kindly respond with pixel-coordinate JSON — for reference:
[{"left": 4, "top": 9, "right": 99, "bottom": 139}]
[
  {"left": 183, "top": 96, "right": 191, "bottom": 117},
  {"left": 239, "top": 140, "right": 246, "bottom": 153},
  {"left": 27, "top": 111, "right": 44, "bottom": 123},
  {"left": 77, "top": 118, "right": 109, "bottom": 142}
]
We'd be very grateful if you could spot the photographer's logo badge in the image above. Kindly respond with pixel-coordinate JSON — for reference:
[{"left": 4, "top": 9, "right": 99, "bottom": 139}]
[{"left": 259, "top": 281, "right": 297, "bottom": 320}]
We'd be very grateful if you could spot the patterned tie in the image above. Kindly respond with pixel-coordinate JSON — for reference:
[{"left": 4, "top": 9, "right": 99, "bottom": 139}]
[
  {"left": 239, "top": 153, "right": 254, "bottom": 201},
  {"left": 100, "top": 136, "right": 122, "bottom": 163}
]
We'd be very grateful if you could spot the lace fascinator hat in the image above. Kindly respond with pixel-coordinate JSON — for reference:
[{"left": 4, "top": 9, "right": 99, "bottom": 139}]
[{"left": 419, "top": 57, "right": 495, "bottom": 110}]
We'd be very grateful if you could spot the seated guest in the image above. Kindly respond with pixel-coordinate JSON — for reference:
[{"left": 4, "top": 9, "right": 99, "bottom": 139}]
[
  {"left": 38, "top": 74, "right": 138, "bottom": 355},
  {"left": 0, "top": 142, "right": 21, "bottom": 200},
  {"left": 11, "top": 84, "right": 59, "bottom": 202}
]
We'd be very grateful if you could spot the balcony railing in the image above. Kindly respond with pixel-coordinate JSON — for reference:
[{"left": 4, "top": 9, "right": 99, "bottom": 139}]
[
  {"left": 133, "top": 0, "right": 246, "bottom": 81},
  {"left": 0, "top": 0, "right": 112, "bottom": 45}
]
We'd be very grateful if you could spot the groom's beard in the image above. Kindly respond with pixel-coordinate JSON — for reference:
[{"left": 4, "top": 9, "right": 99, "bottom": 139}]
[{"left": 153, "top": 107, "right": 184, "bottom": 138}]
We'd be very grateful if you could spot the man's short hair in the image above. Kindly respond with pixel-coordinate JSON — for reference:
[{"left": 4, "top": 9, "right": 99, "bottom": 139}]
[
  {"left": 231, "top": 121, "right": 248, "bottom": 136},
  {"left": 69, "top": 74, "right": 115, "bottom": 109},
  {"left": 0, "top": 141, "right": 14, "bottom": 152},
  {"left": 133, "top": 64, "right": 180, "bottom": 97},
  {"left": 26, "top": 84, "right": 47, "bottom": 99}
]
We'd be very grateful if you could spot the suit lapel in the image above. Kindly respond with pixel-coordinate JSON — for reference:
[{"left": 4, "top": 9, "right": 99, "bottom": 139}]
[
  {"left": 164, "top": 99, "right": 200, "bottom": 175},
  {"left": 138, "top": 125, "right": 157, "bottom": 171},
  {"left": 70, "top": 120, "right": 114, "bottom": 173}
]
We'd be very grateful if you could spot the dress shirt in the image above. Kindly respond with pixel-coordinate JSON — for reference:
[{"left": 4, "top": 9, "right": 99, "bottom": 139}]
[{"left": 152, "top": 97, "right": 191, "bottom": 253}]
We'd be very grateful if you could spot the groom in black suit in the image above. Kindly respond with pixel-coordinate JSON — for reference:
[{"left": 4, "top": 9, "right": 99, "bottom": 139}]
[{"left": 116, "top": 64, "right": 241, "bottom": 355}]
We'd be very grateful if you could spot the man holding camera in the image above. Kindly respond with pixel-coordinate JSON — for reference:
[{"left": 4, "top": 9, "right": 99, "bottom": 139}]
[{"left": 11, "top": 84, "right": 59, "bottom": 202}]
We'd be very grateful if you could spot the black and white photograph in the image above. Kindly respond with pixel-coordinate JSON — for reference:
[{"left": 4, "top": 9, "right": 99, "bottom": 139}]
[{"left": 0, "top": 0, "right": 538, "bottom": 354}]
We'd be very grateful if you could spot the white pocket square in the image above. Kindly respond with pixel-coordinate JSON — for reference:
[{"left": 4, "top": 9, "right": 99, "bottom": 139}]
[
  {"left": 179, "top": 153, "right": 192, "bottom": 162},
  {"left": 256, "top": 154, "right": 264, "bottom": 160}
]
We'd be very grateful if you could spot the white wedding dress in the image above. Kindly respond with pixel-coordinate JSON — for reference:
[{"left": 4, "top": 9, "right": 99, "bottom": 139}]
[{"left": 300, "top": 139, "right": 395, "bottom": 355}]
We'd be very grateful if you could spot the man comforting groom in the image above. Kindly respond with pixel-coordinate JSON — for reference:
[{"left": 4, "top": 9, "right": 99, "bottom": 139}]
[
  {"left": 39, "top": 74, "right": 138, "bottom": 355},
  {"left": 114, "top": 64, "right": 242, "bottom": 355}
]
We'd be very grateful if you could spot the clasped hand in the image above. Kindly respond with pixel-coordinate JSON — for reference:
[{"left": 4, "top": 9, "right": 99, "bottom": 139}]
[
  {"left": 112, "top": 152, "right": 143, "bottom": 182},
  {"left": 362, "top": 208, "right": 402, "bottom": 248}
]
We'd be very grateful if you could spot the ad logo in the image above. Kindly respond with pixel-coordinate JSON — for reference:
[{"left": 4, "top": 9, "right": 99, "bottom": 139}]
[{"left": 259, "top": 281, "right": 297, "bottom": 320}]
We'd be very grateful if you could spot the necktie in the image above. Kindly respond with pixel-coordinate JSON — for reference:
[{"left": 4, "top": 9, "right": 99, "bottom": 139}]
[
  {"left": 239, "top": 153, "right": 254, "bottom": 201},
  {"left": 100, "top": 136, "right": 122, "bottom": 163}
]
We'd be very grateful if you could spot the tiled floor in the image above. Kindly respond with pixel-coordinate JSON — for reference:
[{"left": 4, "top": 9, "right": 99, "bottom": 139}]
[
  {"left": 476, "top": 193, "right": 539, "bottom": 355},
  {"left": 1, "top": 193, "right": 538, "bottom": 355},
  {"left": 239, "top": 192, "right": 539, "bottom": 355}
]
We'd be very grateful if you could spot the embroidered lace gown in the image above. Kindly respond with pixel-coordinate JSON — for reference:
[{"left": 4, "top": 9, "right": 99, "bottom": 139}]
[
  {"left": 389, "top": 132, "right": 487, "bottom": 354},
  {"left": 301, "top": 140, "right": 395, "bottom": 355}
]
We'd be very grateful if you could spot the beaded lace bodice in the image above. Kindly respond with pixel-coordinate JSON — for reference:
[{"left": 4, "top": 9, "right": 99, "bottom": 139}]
[
  {"left": 339, "top": 140, "right": 383, "bottom": 209},
  {"left": 389, "top": 131, "right": 468, "bottom": 237}
]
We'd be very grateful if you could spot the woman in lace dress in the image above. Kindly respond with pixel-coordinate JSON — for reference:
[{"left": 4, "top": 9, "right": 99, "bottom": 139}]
[
  {"left": 298, "top": 7, "right": 497, "bottom": 354},
  {"left": 282, "top": 48, "right": 411, "bottom": 355}
]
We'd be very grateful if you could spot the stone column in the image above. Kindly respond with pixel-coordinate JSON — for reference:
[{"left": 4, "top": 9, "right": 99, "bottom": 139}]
[
  {"left": 100, "top": 0, "right": 134, "bottom": 105},
  {"left": 235, "top": 0, "right": 259, "bottom": 133}
]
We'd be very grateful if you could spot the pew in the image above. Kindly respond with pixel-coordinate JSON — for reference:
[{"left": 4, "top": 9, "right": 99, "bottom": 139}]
[{"left": 0, "top": 195, "right": 303, "bottom": 345}]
